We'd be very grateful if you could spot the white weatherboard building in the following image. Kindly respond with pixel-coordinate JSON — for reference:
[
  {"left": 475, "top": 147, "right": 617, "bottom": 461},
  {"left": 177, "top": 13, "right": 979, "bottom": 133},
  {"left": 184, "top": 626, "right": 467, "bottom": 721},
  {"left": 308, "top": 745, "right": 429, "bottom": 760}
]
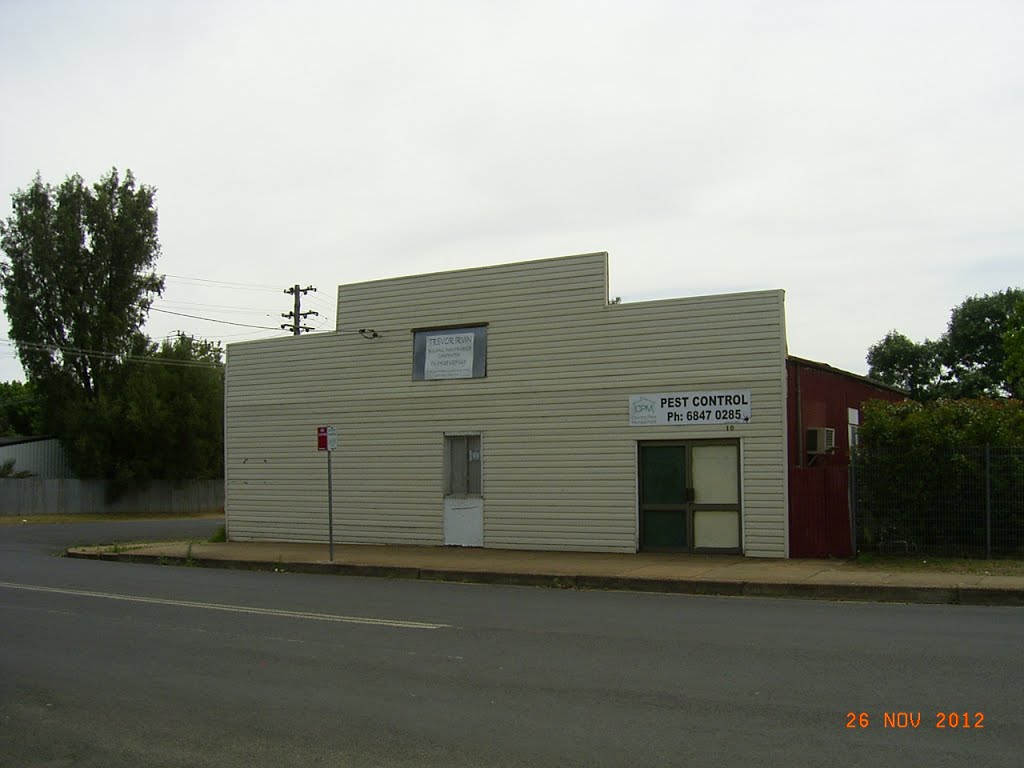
[{"left": 225, "top": 252, "right": 790, "bottom": 557}]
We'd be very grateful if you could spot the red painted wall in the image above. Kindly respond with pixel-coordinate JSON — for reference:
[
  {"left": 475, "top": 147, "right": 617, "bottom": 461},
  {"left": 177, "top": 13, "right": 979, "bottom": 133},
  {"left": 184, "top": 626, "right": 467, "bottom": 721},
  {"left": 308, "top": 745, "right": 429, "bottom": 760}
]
[{"left": 786, "top": 358, "right": 904, "bottom": 558}]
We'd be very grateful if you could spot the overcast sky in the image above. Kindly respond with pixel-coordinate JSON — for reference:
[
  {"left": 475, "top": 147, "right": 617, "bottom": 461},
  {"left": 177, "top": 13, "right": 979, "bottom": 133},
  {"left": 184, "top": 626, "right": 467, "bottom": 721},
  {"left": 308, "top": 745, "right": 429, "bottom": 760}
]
[{"left": 1, "top": 0, "right": 1021, "bottom": 381}]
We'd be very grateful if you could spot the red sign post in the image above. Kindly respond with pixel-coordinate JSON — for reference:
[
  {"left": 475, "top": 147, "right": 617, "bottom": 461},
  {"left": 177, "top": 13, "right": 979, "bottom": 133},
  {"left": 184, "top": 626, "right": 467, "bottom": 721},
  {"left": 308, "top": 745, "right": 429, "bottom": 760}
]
[
  {"left": 317, "top": 426, "right": 337, "bottom": 560},
  {"left": 317, "top": 425, "right": 337, "bottom": 452}
]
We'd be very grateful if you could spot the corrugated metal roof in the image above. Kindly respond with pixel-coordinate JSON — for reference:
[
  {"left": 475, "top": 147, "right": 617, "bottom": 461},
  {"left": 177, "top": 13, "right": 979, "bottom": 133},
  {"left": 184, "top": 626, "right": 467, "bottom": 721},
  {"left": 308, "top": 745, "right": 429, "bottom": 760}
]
[{"left": 786, "top": 355, "right": 908, "bottom": 395}]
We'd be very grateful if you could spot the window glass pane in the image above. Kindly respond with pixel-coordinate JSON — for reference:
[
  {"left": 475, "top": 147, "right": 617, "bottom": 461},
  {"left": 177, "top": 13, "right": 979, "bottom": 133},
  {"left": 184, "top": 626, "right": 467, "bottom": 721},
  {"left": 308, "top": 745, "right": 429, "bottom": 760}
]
[
  {"left": 640, "top": 446, "right": 686, "bottom": 505},
  {"left": 642, "top": 510, "right": 687, "bottom": 547},
  {"left": 447, "top": 436, "right": 467, "bottom": 495},
  {"left": 693, "top": 510, "right": 739, "bottom": 548},
  {"left": 467, "top": 436, "right": 481, "bottom": 495},
  {"left": 692, "top": 445, "right": 738, "bottom": 504},
  {"left": 446, "top": 435, "right": 481, "bottom": 496}
]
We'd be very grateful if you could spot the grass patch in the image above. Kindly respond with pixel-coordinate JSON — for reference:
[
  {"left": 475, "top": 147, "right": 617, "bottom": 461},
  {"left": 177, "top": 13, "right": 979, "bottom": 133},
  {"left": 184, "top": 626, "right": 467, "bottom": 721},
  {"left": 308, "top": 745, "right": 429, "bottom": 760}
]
[
  {"left": 208, "top": 524, "right": 227, "bottom": 543},
  {"left": 851, "top": 554, "right": 1024, "bottom": 577}
]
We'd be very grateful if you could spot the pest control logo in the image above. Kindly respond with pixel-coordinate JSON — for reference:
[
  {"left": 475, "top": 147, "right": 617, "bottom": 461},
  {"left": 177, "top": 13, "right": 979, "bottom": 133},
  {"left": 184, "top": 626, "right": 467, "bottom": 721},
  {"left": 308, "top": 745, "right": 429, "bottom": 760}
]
[{"left": 630, "top": 396, "right": 657, "bottom": 425}]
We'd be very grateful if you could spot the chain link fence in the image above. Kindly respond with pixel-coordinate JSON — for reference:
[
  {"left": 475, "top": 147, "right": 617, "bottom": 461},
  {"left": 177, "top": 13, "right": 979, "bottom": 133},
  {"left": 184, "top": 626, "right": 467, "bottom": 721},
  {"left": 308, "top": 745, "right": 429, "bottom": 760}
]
[{"left": 852, "top": 446, "right": 1024, "bottom": 558}]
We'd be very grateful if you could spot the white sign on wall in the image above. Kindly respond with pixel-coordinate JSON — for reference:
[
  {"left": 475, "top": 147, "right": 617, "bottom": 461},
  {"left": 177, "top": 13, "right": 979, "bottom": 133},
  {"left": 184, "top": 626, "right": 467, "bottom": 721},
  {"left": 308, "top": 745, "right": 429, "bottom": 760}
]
[
  {"left": 629, "top": 390, "right": 752, "bottom": 426},
  {"left": 424, "top": 333, "right": 475, "bottom": 379}
]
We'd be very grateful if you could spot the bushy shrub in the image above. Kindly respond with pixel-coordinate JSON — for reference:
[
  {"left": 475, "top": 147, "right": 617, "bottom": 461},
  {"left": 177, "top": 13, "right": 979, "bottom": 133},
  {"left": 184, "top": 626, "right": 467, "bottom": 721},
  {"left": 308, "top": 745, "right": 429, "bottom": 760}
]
[{"left": 855, "top": 399, "right": 1024, "bottom": 556}]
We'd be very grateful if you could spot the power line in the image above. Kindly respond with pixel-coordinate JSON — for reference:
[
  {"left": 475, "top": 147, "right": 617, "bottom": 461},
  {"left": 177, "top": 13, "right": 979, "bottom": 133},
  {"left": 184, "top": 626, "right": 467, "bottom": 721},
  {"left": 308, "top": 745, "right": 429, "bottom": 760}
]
[
  {"left": 156, "top": 299, "right": 332, "bottom": 324},
  {"left": 201, "top": 329, "right": 284, "bottom": 340},
  {"left": 0, "top": 338, "right": 222, "bottom": 369},
  {"left": 306, "top": 292, "right": 336, "bottom": 310},
  {"left": 156, "top": 299, "right": 276, "bottom": 313},
  {"left": 161, "top": 274, "right": 280, "bottom": 292},
  {"left": 155, "top": 279, "right": 333, "bottom": 331},
  {"left": 150, "top": 307, "right": 282, "bottom": 330}
]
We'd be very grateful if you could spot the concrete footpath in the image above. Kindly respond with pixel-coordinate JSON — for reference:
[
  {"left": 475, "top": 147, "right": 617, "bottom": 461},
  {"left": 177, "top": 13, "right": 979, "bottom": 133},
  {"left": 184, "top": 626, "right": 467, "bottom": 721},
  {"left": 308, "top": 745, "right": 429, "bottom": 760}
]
[{"left": 65, "top": 539, "right": 1024, "bottom": 606}]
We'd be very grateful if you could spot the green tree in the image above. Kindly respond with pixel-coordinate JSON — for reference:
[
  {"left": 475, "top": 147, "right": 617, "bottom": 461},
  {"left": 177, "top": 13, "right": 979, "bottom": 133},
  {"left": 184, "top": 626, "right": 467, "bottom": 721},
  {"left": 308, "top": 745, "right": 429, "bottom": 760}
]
[
  {"left": 63, "top": 335, "right": 224, "bottom": 487},
  {"left": 1003, "top": 298, "right": 1024, "bottom": 397},
  {"left": 866, "top": 332, "right": 941, "bottom": 400},
  {"left": 867, "top": 289, "right": 1024, "bottom": 400},
  {"left": 0, "top": 168, "right": 167, "bottom": 479},
  {"left": 860, "top": 398, "right": 1024, "bottom": 448},
  {"left": 0, "top": 169, "right": 163, "bottom": 408},
  {"left": 941, "top": 289, "right": 1023, "bottom": 399},
  {"left": 0, "top": 380, "right": 41, "bottom": 436}
]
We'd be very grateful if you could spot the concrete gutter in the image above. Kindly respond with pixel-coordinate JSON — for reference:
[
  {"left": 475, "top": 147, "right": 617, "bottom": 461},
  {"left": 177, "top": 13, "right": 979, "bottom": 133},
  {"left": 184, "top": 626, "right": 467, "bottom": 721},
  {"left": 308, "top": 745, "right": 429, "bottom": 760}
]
[{"left": 65, "top": 541, "right": 1024, "bottom": 607}]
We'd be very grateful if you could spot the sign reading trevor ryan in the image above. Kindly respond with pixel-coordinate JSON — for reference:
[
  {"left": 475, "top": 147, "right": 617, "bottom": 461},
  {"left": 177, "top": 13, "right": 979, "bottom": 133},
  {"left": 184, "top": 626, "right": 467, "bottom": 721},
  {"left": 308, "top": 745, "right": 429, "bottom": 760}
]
[
  {"left": 629, "top": 390, "right": 752, "bottom": 426},
  {"left": 424, "top": 333, "right": 475, "bottom": 380}
]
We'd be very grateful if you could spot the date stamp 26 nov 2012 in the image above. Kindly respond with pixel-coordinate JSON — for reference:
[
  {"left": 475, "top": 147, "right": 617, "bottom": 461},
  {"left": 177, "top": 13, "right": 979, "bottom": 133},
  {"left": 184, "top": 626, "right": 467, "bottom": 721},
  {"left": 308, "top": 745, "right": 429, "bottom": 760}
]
[{"left": 846, "top": 712, "right": 985, "bottom": 729}]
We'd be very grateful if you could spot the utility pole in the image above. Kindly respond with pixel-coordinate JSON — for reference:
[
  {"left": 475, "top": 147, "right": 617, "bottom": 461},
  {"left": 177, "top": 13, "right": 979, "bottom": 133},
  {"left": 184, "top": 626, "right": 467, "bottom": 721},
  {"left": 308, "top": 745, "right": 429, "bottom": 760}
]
[{"left": 281, "top": 284, "right": 318, "bottom": 335}]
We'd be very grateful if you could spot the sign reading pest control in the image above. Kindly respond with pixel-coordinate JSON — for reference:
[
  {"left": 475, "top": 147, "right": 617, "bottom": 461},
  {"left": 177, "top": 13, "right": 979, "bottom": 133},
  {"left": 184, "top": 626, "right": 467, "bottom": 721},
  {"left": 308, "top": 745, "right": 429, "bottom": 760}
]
[{"left": 628, "top": 391, "right": 752, "bottom": 426}]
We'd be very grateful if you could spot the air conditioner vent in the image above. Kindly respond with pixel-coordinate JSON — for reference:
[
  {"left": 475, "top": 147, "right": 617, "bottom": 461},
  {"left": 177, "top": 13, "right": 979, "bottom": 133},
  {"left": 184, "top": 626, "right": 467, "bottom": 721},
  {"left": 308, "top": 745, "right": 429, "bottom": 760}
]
[{"left": 806, "top": 427, "right": 836, "bottom": 455}]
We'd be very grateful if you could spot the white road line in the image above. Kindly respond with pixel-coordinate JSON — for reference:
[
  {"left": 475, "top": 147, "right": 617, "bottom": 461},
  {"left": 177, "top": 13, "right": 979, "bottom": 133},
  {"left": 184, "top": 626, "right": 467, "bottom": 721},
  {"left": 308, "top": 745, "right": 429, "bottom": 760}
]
[{"left": 0, "top": 582, "right": 449, "bottom": 630}]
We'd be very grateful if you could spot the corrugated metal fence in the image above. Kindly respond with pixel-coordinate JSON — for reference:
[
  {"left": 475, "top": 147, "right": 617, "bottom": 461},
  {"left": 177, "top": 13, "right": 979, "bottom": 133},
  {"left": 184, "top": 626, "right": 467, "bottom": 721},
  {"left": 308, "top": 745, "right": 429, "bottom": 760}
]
[
  {"left": 852, "top": 446, "right": 1024, "bottom": 558},
  {"left": 789, "top": 466, "right": 853, "bottom": 558},
  {"left": 0, "top": 479, "right": 224, "bottom": 516},
  {"left": 0, "top": 438, "right": 71, "bottom": 478}
]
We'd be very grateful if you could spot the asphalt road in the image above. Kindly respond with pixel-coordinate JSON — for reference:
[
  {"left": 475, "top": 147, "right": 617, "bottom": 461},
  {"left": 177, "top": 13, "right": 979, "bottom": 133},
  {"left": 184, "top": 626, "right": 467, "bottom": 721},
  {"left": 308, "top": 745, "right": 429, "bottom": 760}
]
[{"left": 1, "top": 519, "right": 1022, "bottom": 767}]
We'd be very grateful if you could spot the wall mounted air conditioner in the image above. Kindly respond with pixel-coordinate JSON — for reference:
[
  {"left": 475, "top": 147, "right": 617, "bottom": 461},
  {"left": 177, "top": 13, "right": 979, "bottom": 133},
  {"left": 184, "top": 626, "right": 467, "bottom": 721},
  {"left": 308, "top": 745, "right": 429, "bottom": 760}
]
[{"left": 806, "top": 427, "right": 836, "bottom": 455}]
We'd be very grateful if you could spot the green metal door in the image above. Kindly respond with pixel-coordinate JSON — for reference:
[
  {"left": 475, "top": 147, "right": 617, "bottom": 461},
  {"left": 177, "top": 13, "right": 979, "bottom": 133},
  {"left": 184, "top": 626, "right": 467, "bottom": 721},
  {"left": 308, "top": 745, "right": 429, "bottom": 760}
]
[{"left": 639, "top": 445, "right": 688, "bottom": 548}]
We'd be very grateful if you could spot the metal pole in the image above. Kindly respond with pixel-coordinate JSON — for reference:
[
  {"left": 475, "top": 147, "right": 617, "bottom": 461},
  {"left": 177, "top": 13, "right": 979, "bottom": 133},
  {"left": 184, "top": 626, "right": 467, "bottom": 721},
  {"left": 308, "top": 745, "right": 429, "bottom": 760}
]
[
  {"left": 985, "top": 443, "right": 992, "bottom": 559},
  {"left": 328, "top": 449, "right": 334, "bottom": 562},
  {"left": 849, "top": 457, "right": 857, "bottom": 557}
]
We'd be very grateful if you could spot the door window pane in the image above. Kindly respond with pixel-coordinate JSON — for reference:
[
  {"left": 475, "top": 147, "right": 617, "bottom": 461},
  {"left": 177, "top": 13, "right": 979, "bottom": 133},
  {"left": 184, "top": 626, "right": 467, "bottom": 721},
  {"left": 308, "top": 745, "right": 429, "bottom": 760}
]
[
  {"left": 694, "top": 510, "right": 740, "bottom": 548},
  {"left": 692, "top": 445, "right": 738, "bottom": 504},
  {"left": 446, "top": 435, "right": 481, "bottom": 496},
  {"left": 642, "top": 510, "right": 687, "bottom": 548},
  {"left": 466, "top": 436, "right": 481, "bottom": 495},
  {"left": 640, "top": 445, "right": 686, "bottom": 505}
]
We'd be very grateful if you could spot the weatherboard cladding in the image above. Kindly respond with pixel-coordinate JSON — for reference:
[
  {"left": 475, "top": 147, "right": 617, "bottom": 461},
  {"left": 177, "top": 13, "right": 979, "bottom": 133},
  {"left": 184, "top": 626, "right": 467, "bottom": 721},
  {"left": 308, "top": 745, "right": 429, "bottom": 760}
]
[{"left": 225, "top": 252, "right": 788, "bottom": 556}]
